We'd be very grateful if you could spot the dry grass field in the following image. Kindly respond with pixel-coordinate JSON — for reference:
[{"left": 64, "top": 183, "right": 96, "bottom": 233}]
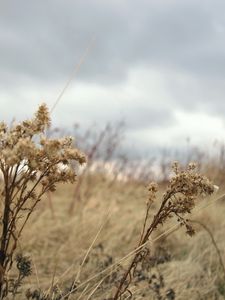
[
  {"left": 1, "top": 105, "right": 225, "bottom": 300},
  {"left": 16, "top": 172, "right": 225, "bottom": 300}
]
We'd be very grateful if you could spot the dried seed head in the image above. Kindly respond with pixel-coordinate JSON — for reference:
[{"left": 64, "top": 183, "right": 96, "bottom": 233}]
[
  {"left": 147, "top": 182, "right": 158, "bottom": 204},
  {"left": 0, "top": 104, "right": 87, "bottom": 270},
  {"left": 164, "top": 162, "right": 215, "bottom": 235}
]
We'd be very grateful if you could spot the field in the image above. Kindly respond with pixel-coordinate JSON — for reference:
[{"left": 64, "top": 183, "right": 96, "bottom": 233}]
[
  {"left": 0, "top": 105, "right": 225, "bottom": 300},
  {"left": 17, "top": 171, "right": 225, "bottom": 299}
]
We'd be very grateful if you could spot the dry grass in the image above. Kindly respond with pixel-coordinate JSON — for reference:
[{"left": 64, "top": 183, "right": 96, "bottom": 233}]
[
  {"left": 1, "top": 105, "right": 225, "bottom": 299},
  {"left": 11, "top": 173, "right": 225, "bottom": 299}
]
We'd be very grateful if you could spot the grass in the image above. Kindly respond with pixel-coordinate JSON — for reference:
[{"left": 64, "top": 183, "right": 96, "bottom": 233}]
[
  {"left": 1, "top": 105, "right": 225, "bottom": 299},
  {"left": 12, "top": 175, "right": 225, "bottom": 299}
]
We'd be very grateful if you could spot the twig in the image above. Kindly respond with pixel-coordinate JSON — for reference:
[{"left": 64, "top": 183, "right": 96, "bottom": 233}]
[{"left": 50, "top": 36, "right": 95, "bottom": 114}]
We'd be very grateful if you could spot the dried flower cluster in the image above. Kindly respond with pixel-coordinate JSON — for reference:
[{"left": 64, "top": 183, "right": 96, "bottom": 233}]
[
  {"left": 150, "top": 161, "right": 215, "bottom": 236},
  {"left": 113, "top": 162, "right": 215, "bottom": 299},
  {"left": 0, "top": 104, "right": 86, "bottom": 298}
]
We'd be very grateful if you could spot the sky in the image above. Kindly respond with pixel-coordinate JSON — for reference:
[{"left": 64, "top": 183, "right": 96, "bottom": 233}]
[{"left": 1, "top": 0, "right": 225, "bottom": 157}]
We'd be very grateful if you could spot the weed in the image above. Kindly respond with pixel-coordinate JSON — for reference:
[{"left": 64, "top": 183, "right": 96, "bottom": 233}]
[
  {"left": 113, "top": 162, "right": 215, "bottom": 299},
  {"left": 0, "top": 104, "right": 85, "bottom": 298}
]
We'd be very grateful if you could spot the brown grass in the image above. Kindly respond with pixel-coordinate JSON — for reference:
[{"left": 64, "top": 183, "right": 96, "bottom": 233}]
[
  {"left": 1, "top": 105, "right": 225, "bottom": 299},
  {"left": 12, "top": 173, "right": 225, "bottom": 299}
]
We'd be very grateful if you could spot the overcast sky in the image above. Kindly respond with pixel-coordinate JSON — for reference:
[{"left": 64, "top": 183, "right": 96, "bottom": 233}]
[{"left": 1, "top": 0, "right": 225, "bottom": 156}]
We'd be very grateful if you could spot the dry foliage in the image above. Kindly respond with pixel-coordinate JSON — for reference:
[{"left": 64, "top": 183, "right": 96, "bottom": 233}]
[
  {"left": 0, "top": 104, "right": 85, "bottom": 298},
  {"left": 112, "top": 162, "right": 215, "bottom": 299},
  {"left": 0, "top": 105, "right": 223, "bottom": 300}
]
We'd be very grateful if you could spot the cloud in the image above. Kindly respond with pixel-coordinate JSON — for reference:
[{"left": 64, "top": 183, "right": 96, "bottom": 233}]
[
  {"left": 1, "top": 0, "right": 225, "bottom": 154},
  {"left": 1, "top": 0, "right": 225, "bottom": 86},
  {"left": 127, "top": 109, "right": 225, "bottom": 151},
  {"left": 0, "top": 67, "right": 175, "bottom": 131}
]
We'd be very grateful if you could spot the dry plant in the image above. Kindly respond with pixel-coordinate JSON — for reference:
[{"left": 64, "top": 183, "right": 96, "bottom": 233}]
[
  {"left": 112, "top": 162, "right": 215, "bottom": 299},
  {"left": 0, "top": 104, "right": 86, "bottom": 298},
  {"left": 68, "top": 122, "right": 125, "bottom": 213}
]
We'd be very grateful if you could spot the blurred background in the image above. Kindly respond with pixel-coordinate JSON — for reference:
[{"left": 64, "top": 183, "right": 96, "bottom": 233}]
[
  {"left": 1, "top": 0, "right": 225, "bottom": 162},
  {"left": 1, "top": 4, "right": 225, "bottom": 299}
]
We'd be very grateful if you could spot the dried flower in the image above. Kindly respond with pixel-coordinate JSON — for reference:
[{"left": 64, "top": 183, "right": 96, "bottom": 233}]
[
  {"left": 0, "top": 104, "right": 86, "bottom": 297},
  {"left": 113, "top": 162, "right": 215, "bottom": 299},
  {"left": 147, "top": 182, "right": 158, "bottom": 204}
]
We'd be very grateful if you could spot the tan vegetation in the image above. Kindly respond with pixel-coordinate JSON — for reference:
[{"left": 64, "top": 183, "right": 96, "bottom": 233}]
[{"left": 0, "top": 105, "right": 225, "bottom": 299}]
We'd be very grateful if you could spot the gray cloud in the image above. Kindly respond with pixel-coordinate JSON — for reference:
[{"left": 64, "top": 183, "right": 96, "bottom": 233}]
[
  {"left": 123, "top": 106, "right": 174, "bottom": 131},
  {"left": 50, "top": 95, "right": 175, "bottom": 132},
  {"left": 1, "top": 0, "right": 225, "bottom": 155},
  {"left": 1, "top": 0, "right": 225, "bottom": 86}
]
